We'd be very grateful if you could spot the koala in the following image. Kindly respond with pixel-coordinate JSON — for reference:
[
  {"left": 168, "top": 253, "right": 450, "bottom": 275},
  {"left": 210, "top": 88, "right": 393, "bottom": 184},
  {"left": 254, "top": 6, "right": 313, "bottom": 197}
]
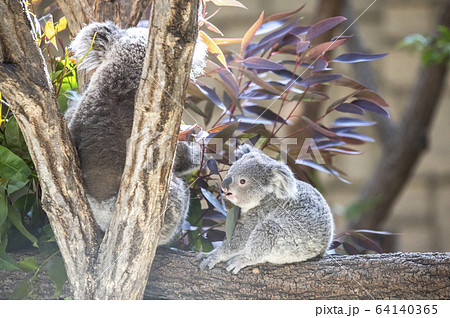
[
  {"left": 66, "top": 22, "right": 205, "bottom": 245},
  {"left": 198, "top": 145, "right": 334, "bottom": 273}
]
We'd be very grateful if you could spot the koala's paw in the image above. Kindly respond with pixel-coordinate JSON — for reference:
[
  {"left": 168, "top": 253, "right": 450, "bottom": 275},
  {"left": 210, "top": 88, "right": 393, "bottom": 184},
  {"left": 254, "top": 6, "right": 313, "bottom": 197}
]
[
  {"left": 225, "top": 255, "right": 251, "bottom": 274},
  {"left": 199, "top": 254, "right": 221, "bottom": 271},
  {"left": 195, "top": 251, "right": 211, "bottom": 261}
]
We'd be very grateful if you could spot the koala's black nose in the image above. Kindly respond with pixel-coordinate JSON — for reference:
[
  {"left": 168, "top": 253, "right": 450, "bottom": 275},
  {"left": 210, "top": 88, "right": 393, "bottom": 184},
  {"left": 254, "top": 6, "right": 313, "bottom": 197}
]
[{"left": 222, "top": 177, "right": 232, "bottom": 191}]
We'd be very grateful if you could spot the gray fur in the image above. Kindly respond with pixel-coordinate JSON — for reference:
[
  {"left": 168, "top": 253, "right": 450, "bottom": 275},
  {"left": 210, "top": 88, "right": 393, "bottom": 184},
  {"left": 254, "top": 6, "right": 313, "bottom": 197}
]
[
  {"left": 198, "top": 145, "right": 334, "bottom": 273},
  {"left": 67, "top": 22, "right": 203, "bottom": 244}
]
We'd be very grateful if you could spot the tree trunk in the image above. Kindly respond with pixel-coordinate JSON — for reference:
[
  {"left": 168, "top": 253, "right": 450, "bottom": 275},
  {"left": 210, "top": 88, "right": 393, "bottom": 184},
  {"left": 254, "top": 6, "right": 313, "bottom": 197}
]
[
  {"left": 1, "top": 250, "right": 448, "bottom": 299},
  {"left": 92, "top": 0, "right": 199, "bottom": 299},
  {"left": 0, "top": 0, "right": 101, "bottom": 299},
  {"left": 0, "top": 0, "right": 198, "bottom": 299}
]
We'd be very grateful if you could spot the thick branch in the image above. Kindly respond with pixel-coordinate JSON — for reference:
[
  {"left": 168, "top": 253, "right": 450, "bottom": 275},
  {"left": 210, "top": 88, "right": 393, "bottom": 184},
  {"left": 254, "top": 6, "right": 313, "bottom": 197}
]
[
  {"left": 0, "top": 0, "right": 101, "bottom": 299},
  {"left": 352, "top": 3, "right": 450, "bottom": 229},
  {"left": 92, "top": 0, "right": 199, "bottom": 299},
  {"left": 1, "top": 250, "right": 449, "bottom": 299}
]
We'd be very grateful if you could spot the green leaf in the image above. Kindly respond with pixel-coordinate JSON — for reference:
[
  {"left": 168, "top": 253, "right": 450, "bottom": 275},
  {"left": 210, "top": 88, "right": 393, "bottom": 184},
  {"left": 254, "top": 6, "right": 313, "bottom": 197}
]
[
  {"left": 0, "top": 251, "right": 20, "bottom": 270},
  {"left": 0, "top": 145, "right": 32, "bottom": 194},
  {"left": 7, "top": 205, "right": 38, "bottom": 246},
  {"left": 17, "top": 257, "right": 39, "bottom": 273},
  {"left": 201, "top": 237, "right": 214, "bottom": 253},
  {"left": 4, "top": 117, "right": 29, "bottom": 160},
  {"left": 225, "top": 206, "right": 240, "bottom": 240},
  {"left": 13, "top": 193, "right": 36, "bottom": 215},
  {"left": 187, "top": 197, "right": 202, "bottom": 225},
  {"left": 10, "top": 280, "right": 32, "bottom": 299},
  {"left": 0, "top": 189, "right": 7, "bottom": 227},
  {"left": 46, "top": 256, "right": 68, "bottom": 297}
]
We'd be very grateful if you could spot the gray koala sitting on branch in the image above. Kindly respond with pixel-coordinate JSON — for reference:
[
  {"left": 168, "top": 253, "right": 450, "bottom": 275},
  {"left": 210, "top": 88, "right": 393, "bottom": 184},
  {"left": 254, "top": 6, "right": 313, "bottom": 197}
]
[
  {"left": 198, "top": 145, "right": 334, "bottom": 274},
  {"left": 66, "top": 22, "right": 205, "bottom": 244}
]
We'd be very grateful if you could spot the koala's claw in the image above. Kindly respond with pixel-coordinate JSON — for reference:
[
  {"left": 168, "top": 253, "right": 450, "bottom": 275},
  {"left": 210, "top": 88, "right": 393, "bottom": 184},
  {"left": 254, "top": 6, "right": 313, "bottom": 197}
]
[
  {"left": 225, "top": 256, "right": 248, "bottom": 274},
  {"left": 199, "top": 255, "right": 219, "bottom": 271},
  {"left": 195, "top": 252, "right": 210, "bottom": 261}
]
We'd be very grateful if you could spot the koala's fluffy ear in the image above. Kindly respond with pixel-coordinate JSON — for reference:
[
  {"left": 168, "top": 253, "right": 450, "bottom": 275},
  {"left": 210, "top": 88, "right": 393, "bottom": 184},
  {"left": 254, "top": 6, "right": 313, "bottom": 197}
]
[
  {"left": 270, "top": 164, "right": 297, "bottom": 199},
  {"left": 235, "top": 144, "right": 262, "bottom": 161},
  {"left": 70, "top": 21, "right": 120, "bottom": 71}
]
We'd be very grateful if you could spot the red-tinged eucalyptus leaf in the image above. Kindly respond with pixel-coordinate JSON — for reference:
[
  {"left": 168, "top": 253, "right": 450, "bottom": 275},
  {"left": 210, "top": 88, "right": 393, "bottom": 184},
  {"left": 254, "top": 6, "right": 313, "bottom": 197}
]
[
  {"left": 314, "top": 140, "right": 345, "bottom": 149},
  {"left": 199, "top": 31, "right": 228, "bottom": 68},
  {"left": 354, "top": 229, "right": 401, "bottom": 236},
  {"left": 256, "top": 19, "right": 287, "bottom": 36},
  {"left": 201, "top": 188, "right": 227, "bottom": 216},
  {"left": 305, "top": 16, "right": 347, "bottom": 41},
  {"left": 323, "top": 147, "right": 361, "bottom": 155},
  {"left": 333, "top": 52, "right": 388, "bottom": 63},
  {"left": 291, "top": 26, "right": 310, "bottom": 36},
  {"left": 264, "top": 4, "right": 306, "bottom": 23},
  {"left": 239, "top": 90, "right": 279, "bottom": 100},
  {"left": 295, "top": 159, "right": 332, "bottom": 175},
  {"left": 297, "top": 74, "right": 342, "bottom": 87},
  {"left": 206, "top": 157, "right": 220, "bottom": 175},
  {"left": 313, "top": 59, "right": 328, "bottom": 71},
  {"left": 196, "top": 82, "right": 226, "bottom": 110},
  {"left": 336, "top": 103, "right": 365, "bottom": 115},
  {"left": 352, "top": 99, "right": 390, "bottom": 117},
  {"left": 241, "top": 69, "right": 281, "bottom": 94},
  {"left": 355, "top": 89, "right": 390, "bottom": 107},
  {"left": 234, "top": 116, "right": 274, "bottom": 125},
  {"left": 255, "top": 21, "right": 298, "bottom": 52},
  {"left": 342, "top": 242, "right": 360, "bottom": 255},
  {"left": 204, "top": 20, "right": 224, "bottom": 36},
  {"left": 296, "top": 40, "right": 310, "bottom": 53},
  {"left": 210, "top": 0, "right": 247, "bottom": 9},
  {"left": 271, "top": 69, "right": 303, "bottom": 83},
  {"left": 332, "top": 117, "right": 377, "bottom": 127},
  {"left": 277, "top": 33, "right": 302, "bottom": 48},
  {"left": 350, "top": 233, "right": 383, "bottom": 253},
  {"left": 218, "top": 69, "right": 240, "bottom": 97},
  {"left": 244, "top": 105, "right": 287, "bottom": 124},
  {"left": 241, "top": 11, "right": 264, "bottom": 55},
  {"left": 306, "top": 38, "right": 348, "bottom": 58},
  {"left": 212, "top": 38, "right": 242, "bottom": 46},
  {"left": 330, "top": 76, "right": 366, "bottom": 90},
  {"left": 337, "top": 131, "right": 375, "bottom": 143},
  {"left": 302, "top": 116, "right": 339, "bottom": 138},
  {"left": 241, "top": 57, "right": 285, "bottom": 70},
  {"left": 206, "top": 122, "right": 239, "bottom": 142},
  {"left": 329, "top": 240, "right": 341, "bottom": 250}
]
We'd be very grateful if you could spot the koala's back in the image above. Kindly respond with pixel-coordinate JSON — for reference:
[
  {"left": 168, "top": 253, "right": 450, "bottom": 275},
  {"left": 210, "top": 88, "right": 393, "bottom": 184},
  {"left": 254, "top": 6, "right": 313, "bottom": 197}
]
[{"left": 68, "top": 29, "right": 147, "bottom": 201}]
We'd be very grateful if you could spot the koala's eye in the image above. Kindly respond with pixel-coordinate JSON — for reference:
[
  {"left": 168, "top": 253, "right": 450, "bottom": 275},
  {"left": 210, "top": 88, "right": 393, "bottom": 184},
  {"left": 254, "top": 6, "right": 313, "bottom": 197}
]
[{"left": 239, "top": 179, "right": 246, "bottom": 185}]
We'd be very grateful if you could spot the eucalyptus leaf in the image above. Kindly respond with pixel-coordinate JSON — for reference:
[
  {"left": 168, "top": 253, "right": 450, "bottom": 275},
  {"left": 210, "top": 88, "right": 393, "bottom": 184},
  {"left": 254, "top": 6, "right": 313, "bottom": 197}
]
[
  {"left": 10, "top": 280, "right": 32, "bottom": 300},
  {"left": 17, "top": 256, "right": 39, "bottom": 273},
  {"left": 225, "top": 206, "right": 240, "bottom": 240},
  {"left": 0, "top": 251, "right": 20, "bottom": 271},
  {"left": 0, "top": 145, "right": 32, "bottom": 194},
  {"left": 46, "top": 256, "right": 68, "bottom": 297},
  {"left": 7, "top": 205, "right": 38, "bottom": 246}
]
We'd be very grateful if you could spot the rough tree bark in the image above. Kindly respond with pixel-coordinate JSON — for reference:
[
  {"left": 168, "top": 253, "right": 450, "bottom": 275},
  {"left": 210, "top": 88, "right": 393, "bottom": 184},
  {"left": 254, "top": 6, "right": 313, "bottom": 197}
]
[
  {"left": 347, "top": 1, "right": 450, "bottom": 230},
  {"left": 56, "top": 0, "right": 152, "bottom": 36},
  {"left": 0, "top": 0, "right": 198, "bottom": 299},
  {"left": 1, "top": 250, "right": 449, "bottom": 299}
]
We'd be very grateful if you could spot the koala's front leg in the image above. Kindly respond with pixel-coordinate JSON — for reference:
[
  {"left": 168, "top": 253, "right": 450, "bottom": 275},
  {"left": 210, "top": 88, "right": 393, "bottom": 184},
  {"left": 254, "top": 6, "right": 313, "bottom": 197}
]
[{"left": 226, "top": 219, "right": 282, "bottom": 274}]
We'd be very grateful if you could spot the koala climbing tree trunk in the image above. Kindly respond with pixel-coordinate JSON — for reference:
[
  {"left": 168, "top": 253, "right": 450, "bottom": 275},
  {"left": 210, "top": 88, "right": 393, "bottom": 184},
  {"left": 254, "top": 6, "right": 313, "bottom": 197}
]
[{"left": 0, "top": 0, "right": 198, "bottom": 299}]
